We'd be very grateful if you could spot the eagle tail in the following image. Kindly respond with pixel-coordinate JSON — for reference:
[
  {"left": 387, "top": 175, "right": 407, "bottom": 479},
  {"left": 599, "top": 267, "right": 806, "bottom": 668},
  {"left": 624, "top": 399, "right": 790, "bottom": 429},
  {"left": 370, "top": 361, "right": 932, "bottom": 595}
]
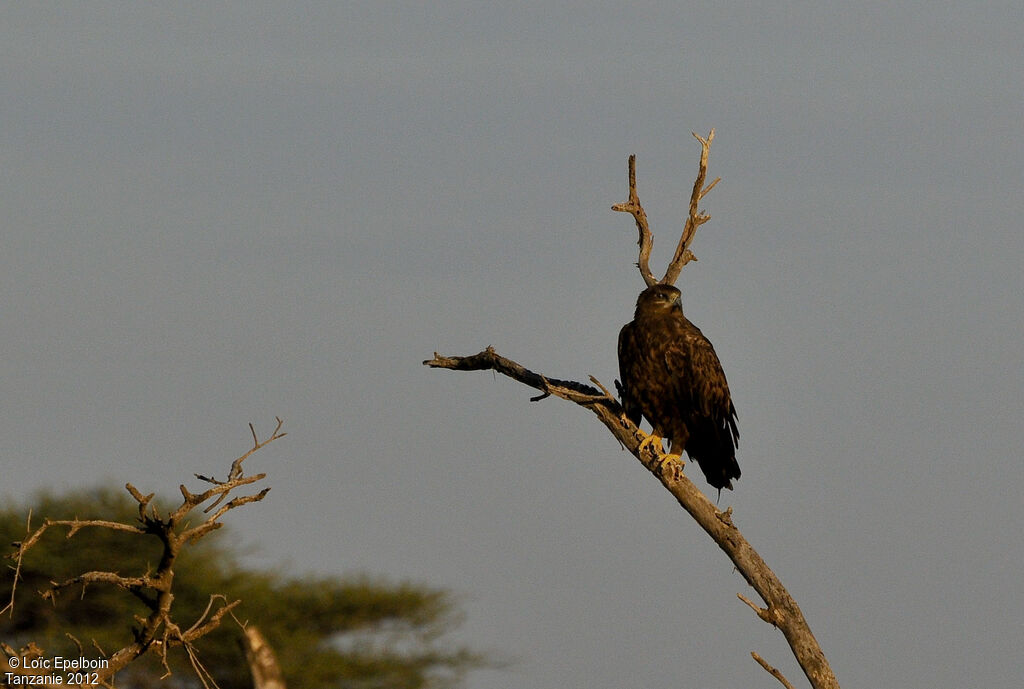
[
  {"left": 699, "top": 454, "right": 741, "bottom": 492},
  {"left": 673, "top": 430, "right": 740, "bottom": 493}
]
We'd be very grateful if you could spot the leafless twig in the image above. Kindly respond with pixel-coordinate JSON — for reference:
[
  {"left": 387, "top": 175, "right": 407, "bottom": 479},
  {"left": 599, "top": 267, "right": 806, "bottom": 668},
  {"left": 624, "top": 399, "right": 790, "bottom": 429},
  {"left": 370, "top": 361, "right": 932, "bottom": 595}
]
[{"left": 753, "top": 651, "right": 797, "bottom": 689}]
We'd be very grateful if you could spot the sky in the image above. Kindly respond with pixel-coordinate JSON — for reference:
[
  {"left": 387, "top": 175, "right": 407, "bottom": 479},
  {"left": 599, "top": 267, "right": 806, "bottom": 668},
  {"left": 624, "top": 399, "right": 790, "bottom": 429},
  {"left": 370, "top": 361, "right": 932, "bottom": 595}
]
[{"left": 2, "top": 3, "right": 1022, "bottom": 688}]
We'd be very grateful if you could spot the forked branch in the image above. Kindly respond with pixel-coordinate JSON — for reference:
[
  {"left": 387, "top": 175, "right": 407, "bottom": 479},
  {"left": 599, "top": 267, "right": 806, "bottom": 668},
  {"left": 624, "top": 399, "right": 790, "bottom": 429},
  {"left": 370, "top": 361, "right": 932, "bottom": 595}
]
[
  {"left": 423, "top": 351, "right": 838, "bottom": 689},
  {"left": 612, "top": 130, "right": 721, "bottom": 286}
]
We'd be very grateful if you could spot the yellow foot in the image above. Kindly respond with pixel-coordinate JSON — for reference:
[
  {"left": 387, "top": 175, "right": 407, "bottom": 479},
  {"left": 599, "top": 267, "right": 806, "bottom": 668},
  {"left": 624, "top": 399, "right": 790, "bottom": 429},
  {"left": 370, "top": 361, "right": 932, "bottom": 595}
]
[
  {"left": 636, "top": 432, "right": 685, "bottom": 479},
  {"left": 656, "top": 453, "right": 685, "bottom": 481},
  {"left": 637, "top": 432, "right": 665, "bottom": 459}
]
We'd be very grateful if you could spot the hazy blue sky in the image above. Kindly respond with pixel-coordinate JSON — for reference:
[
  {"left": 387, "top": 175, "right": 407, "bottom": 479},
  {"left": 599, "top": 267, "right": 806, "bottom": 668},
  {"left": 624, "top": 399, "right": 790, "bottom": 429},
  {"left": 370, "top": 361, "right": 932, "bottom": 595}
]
[{"left": 2, "top": 3, "right": 1022, "bottom": 688}]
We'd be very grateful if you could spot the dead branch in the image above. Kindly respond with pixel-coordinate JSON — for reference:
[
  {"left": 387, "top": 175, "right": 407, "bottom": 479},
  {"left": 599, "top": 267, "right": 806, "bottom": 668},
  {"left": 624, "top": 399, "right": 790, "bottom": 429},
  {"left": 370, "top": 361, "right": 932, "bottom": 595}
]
[
  {"left": 1, "top": 510, "right": 31, "bottom": 618},
  {"left": 424, "top": 351, "right": 838, "bottom": 689},
  {"left": 612, "top": 131, "right": 721, "bottom": 287},
  {"left": 753, "top": 651, "right": 797, "bottom": 689},
  {"left": 197, "top": 415, "right": 285, "bottom": 513},
  {"left": 2, "top": 419, "right": 285, "bottom": 689},
  {"left": 611, "top": 154, "right": 656, "bottom": 286}
]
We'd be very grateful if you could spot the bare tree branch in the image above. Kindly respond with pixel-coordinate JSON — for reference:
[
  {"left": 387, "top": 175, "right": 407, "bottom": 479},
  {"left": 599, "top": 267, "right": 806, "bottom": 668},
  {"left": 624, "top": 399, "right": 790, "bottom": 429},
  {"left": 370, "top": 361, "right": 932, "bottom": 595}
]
[
  {"left": 1, "top": 510, "right": 32, "bottom": 618},
  {"left": 612, "top": 131, "right": 721, "bottom": 287},
  {"left": 611, "top": 154, "right": 657, "bottom": 287},
  {"left": 423, "top": 351, "right": 838, "bottom": 689},
  {"left": 2, "top": 420, "right": 285, "bottom": 689},
  {"left": 753, "top": 651, "right": 798, "bottom": 689},
  {"left": 198, "top": 415, "right": 285, "bottom": 513},
  {"left": 663, "top": 130, "right": 720, "bottom": 285}
]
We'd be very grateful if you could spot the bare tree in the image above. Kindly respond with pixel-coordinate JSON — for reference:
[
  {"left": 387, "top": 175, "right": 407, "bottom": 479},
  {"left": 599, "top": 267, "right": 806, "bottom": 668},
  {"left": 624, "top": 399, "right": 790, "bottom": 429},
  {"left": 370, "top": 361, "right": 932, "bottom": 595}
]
[
  {"left": 2, "top": 419, "right": 286, "bottom": 689},
  {"left": 424, "top": 134, "right": 840, "bottom": 689}
]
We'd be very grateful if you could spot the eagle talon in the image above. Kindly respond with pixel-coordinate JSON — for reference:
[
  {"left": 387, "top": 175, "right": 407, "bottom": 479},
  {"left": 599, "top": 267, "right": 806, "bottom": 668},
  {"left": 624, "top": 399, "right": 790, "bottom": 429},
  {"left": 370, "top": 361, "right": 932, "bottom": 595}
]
[
  {"left": 656, "top": 453, "right": 684, "bottom": 481},
  {"left": 637, "top": 433, "right": 665, "bottom": 458}
]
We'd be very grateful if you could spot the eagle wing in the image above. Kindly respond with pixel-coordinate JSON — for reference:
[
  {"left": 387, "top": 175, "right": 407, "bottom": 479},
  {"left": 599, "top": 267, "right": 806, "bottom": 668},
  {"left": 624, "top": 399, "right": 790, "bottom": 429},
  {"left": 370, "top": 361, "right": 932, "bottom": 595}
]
[
  {"left": 664, "top": 321, "right": 738, "bottom": 442},
  {"left": 617, "top": 320, "right": 645, "bottom": 428},
  {"left": 617, "top": 316, "right": 684, "bottom": 438},
  {"left": 663, "top": 319, "right": 740, "bottom": 489}
]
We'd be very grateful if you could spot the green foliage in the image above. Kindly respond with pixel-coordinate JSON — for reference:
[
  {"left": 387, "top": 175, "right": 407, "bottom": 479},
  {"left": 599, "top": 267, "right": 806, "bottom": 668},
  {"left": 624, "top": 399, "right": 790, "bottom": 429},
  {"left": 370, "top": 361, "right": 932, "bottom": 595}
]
[{"left": 1, "top": 486, "right": 489, "bottom": 689}]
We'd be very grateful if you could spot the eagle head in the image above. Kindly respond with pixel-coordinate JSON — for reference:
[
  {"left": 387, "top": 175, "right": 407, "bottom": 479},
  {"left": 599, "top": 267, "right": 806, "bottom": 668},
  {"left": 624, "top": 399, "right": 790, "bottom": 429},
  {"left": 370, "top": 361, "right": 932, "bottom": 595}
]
[{"left": 635, "top": 283, "right": 683, "bottom": 317}]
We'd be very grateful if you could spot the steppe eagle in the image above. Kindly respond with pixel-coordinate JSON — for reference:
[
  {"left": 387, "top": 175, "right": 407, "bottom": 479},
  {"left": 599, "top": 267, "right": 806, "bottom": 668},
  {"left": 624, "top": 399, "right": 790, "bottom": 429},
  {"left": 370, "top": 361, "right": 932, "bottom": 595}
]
[{"left": 618, "top": 283, "right": 740, "bottom": 491}]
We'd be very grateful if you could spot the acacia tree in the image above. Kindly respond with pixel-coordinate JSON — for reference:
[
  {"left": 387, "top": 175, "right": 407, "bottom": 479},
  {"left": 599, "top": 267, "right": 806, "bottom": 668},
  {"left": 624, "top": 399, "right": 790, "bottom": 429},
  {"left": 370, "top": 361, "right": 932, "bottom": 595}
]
[{"left": 424, "top": 132, "right": 840, "bottom": 689}]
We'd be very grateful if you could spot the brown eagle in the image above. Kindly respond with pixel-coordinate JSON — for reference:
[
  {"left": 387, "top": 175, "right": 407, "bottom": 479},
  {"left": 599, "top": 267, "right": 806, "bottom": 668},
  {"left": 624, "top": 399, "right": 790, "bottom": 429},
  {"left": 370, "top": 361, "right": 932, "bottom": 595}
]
[{"left": 618, "top": 283, "right": 740, "bottom": 491}]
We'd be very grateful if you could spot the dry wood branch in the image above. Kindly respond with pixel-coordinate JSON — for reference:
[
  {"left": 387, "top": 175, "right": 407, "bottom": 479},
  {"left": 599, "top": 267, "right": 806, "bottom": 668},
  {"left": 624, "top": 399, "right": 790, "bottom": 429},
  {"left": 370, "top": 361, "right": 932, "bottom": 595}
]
[
  {"left": 754, "top": 651, "right": 798, "bottom": 689},
  {"left": 612, "top": 131, "right": 721, "bottom": 287},
  {"left": 198, "top": 416, "right": 285, "bottom": 513},
  {"left": 664, "top": 130, "right": 719, "bottom": 285},
  {"left": 2, "top": 420, "right": 285, "bottom": 689},
  {"left": 1, "top": 511, "right": 32, "bottom": 618},
  {"left": 14, "top": 517, "right": 145, "bottom": 557},
  {"left": 424, "top": 350, "right": 838, "bottom": 689},
  {"left": 611, "top": 154, "right": 657, "bottom": 286},
  {"left": 43, "top": 570, "right": 153, "bottom": 601}
]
